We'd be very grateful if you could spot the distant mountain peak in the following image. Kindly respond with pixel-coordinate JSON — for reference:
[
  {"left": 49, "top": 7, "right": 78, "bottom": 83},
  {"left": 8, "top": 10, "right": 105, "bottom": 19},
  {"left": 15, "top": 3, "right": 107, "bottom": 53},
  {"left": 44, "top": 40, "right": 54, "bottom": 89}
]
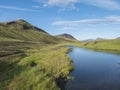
[
  {"left": 96, "top": 37, "right": 106, "bottom": 41},
  {"left": 57, "top": 33, "right": 76, "bottom": 40},
  {"left": 116, "top": 37, "right": 120, "bottom": 39},
  {"left": 82, "top": 39, "right": 94, "bottom": 42}
]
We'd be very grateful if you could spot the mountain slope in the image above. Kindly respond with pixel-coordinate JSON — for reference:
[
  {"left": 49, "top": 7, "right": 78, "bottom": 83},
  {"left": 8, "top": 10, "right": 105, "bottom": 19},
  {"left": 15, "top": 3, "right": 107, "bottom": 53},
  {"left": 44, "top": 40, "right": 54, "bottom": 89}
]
[
  {"left": 0, "top": 19, "right": 59, "bottom": 44},
  {"left": 0, "top": 19, "right": 46, "bottom": 32},
  {"left": 55, "top": 33, "right": 78, "bottom": 43},
  {"left": 0, "top": 20, "right": 74, "bottom": 90},
  {"left": 0, "top": 19, "right": 78, "bottom": 60},
  {"left": 56, "top": 33, "right": 76, "bottom": 40}
]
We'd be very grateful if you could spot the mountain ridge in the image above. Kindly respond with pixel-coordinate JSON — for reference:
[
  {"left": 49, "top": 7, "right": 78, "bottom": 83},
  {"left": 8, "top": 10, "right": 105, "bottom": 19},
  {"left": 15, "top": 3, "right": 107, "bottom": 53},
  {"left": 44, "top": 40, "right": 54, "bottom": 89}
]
[
  {"left": 56, "top": 33, "right": 76, "bottom": 40},
  {"left": 0, "top": 19, "right": 47, "bottom": 33},
  {"left": 0, "top": 19, "right": 77, "bottom": 44}
]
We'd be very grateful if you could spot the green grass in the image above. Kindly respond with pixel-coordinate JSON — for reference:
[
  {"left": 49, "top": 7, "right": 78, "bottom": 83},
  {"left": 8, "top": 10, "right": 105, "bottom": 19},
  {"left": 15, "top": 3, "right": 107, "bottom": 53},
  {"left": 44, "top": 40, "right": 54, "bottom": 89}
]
[
  {"left": 1, "top": 19, "right": 120, "bottom": 90},
  {"left": 76, "top": 39, "right": 120, "bottom": 52},
  {"left": 0, "top": 42, "right": 74, "bottom": 90},
  {"left": 0, "top": 20, "right": 77, "bottom": 90}
]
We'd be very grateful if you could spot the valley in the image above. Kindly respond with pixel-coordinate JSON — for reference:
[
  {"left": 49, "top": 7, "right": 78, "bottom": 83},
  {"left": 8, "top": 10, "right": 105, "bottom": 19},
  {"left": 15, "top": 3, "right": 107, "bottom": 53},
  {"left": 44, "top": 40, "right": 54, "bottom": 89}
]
[{"left": 0, "top": 19, "right": 120, "bottom": 90}]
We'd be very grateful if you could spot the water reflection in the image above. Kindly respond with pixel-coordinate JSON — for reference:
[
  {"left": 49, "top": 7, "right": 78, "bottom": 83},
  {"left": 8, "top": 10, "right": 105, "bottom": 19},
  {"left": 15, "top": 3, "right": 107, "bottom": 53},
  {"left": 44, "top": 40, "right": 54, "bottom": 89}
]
[{"left": 66, "top": 47, "right": 120, "bottom": 90}]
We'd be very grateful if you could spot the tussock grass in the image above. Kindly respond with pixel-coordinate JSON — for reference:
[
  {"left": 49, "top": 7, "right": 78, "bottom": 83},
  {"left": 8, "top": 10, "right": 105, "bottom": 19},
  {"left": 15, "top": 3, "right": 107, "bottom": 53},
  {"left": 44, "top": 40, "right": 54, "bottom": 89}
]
[{"left": 0, "top": 43, "right": 73, "bottom": 90}]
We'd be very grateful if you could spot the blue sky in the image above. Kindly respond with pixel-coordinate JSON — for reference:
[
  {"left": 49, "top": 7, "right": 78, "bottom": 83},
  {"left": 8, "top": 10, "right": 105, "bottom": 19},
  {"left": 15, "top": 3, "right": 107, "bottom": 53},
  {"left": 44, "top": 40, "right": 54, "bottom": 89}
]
[{"left": 0, "top": 0, "right": 120, "bottom": 40}]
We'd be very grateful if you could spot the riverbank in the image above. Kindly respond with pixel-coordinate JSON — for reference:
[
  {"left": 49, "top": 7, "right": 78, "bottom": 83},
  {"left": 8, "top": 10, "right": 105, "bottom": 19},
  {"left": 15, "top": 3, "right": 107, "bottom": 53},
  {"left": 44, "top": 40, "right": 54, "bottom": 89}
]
[
  {"left": 74, "top": 39, "right": 120, "bottom": 54},
  {"left": 0, "top": 43, "right": 74, "bottom": 90}
]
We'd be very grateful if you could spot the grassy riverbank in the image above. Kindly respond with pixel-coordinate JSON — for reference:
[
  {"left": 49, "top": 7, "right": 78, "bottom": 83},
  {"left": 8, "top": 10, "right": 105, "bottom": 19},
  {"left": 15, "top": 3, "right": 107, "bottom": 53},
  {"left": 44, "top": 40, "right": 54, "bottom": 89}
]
[
  {"left": 76, "top": 39, "right": 120, "bottom": 53},
  {"left": 0, "top": 42, "right": 73, "bottom": 90}
]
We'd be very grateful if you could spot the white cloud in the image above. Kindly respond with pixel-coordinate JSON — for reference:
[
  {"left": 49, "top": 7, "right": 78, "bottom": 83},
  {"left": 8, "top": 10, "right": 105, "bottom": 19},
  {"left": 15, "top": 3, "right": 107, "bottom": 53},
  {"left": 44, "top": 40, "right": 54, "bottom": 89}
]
[
  {"left": 53, "top": 16, "right": 120, "bottom": 26},
  {"left": 0, "top": 5, "right": 39, "bottom": 12},
  {"left": 35, "top": 0, "right": 77, "bottom": 7},
  {"left": 80, "top": 0, "right": 120, "bottom": 10},
  {"left": 35, "top": 0, "right": 120, "bottom": 10},
  {"left": 107, "top": 16, "right": 120, "bottom": 23},
  {"left": 44, "top": 0, "right": 78, "bottom": 7}
]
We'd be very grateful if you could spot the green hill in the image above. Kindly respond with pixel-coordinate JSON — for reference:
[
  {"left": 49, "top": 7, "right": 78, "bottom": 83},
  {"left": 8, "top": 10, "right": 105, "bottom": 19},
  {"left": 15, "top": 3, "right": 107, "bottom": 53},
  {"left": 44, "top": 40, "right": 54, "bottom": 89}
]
[
  {"left": 0, "top": 19, "right": 59, "bottom": 43},
  {"left": 55, "top": 33, "right": 77, "bottom": 43},
  {"left": 56, "top": 33, "right": 76, "bottom": 40},
  {"left": 0, "top": 20, "right": 74, "bottom": 90},
  {"left": 79, "top": 39, "right": 120, "bottom": 52}
]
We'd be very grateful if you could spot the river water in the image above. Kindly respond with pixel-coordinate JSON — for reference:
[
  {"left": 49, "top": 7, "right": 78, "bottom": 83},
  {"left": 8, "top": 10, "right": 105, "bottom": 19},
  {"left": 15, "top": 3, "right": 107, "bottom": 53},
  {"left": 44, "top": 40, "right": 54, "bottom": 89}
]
[{"left": 66, "top": 46, "right": 120, "bottom": 90}]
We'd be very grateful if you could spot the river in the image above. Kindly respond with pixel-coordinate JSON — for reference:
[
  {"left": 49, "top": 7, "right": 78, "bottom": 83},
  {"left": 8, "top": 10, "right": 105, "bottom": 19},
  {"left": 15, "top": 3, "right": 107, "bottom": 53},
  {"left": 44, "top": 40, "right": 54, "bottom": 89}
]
[{"left": 66, "top": 46, "right": 120, "bottom": 90}]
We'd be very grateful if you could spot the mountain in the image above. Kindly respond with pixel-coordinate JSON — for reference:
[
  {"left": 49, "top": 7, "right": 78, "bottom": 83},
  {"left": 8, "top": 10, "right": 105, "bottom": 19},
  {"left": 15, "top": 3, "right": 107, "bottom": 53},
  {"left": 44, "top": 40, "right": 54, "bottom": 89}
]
[
  {"left": 96, "top": 38, "right": 106, "bottom": 41},
  {"left": 82, "top": 37, "right": 107, "bottom": 42},
  {"left": 56, "top": 33, "right": 76, "bottom": 40},
  {"left": 82, "top": 39, "right": 94, "bottom": 42},
  {"left": 116, "top": 37, "right": 120, "bottom": 39},
  {"left": 0, "top": 19, "right": 63, "bottom": 44},
  {"left": 0, "top": 20, "right": 76, "bottom": 90},
  {"left": 0, "top": 19, "right": 46, "bottom": 32},
  {"left": 0, "top": 19, "right": 78, "bottom": 44}
]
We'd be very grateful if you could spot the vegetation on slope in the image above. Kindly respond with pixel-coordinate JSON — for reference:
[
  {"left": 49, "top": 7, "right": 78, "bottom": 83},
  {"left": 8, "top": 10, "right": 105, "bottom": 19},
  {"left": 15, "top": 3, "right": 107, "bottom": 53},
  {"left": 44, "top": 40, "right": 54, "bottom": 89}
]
[
  {"left": 78, "top": 39, "right": 120, "bottom": 52},
  {"left": 55, "top": 34, "right": 78, "bottom": 44},
  {"left": 0, "top": 20, "right": 75, "bottom": 90},
  {"left": 0, "top": 19, "right": 66, "bottom": 44},
  {"left": 56, "top": 33, "right": 76, "bottom": 40},
  {"left": 0, "top": 44, "right": 73, "bottom": 90},
  {"left": 1, "top": 19, "right": 119, "bottom": 90}
]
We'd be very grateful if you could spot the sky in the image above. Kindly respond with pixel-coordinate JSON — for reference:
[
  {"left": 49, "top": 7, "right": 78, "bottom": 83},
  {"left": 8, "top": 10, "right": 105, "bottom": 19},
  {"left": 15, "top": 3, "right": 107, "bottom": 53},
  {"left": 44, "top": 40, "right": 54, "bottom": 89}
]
[{"left": 0, "top": 0, "right": 120, "bottom": 40}]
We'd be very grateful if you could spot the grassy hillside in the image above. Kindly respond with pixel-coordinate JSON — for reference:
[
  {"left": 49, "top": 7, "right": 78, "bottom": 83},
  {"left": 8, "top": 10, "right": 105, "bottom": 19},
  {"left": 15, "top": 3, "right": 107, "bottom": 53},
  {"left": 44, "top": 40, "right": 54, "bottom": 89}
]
[
  {"left": 78, "top": 39, "right": 120, "bottom": 52},
  {"left": 0, "top": 19, "right": 60, "bottom": 43},
  {"left": 0, "top": 20, "right": 75, "bottom": 90},
  {"left": 0, "top": 44, "right": 73, "bottom": 90},
  {"left": 55, "top": 34, "right": 78, "bottom": 44},
  {"left": 56, "top": 33, "right": 76, "bottom": 40}
]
